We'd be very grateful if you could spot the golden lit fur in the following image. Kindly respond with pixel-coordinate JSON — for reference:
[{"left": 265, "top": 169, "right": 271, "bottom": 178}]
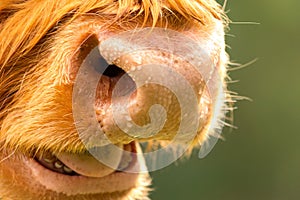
[{"left": 0, "top": 0, "right": 229, "bottom": 199}]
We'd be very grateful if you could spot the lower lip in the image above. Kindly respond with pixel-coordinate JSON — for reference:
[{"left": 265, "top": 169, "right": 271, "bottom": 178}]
[{"left": 25, "top": 143, "right": 144, "bottom": 195}]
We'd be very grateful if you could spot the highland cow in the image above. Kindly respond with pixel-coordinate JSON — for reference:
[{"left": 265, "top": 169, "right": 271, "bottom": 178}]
[{"left": 0, "top": 0, "right": 230, "bottom": 199}]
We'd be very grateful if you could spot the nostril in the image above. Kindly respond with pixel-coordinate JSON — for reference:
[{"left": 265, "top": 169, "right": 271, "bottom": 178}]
[
  {"left": 86, "top": 47, "right": 136, "bottom": 98},
  {"left": 103, "top": 64, "right": 125, "bottom": 78},
  {"left": 88, "top": 45, "right": 125, "bottom": 78}
]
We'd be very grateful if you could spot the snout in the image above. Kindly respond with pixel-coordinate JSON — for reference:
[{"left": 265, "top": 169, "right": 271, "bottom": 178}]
[{"left": 72, "top": 28, "right": 224, "bottom": 150}]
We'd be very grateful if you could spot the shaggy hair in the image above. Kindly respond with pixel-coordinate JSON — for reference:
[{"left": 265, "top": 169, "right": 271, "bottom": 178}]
[
  {"left": 0, "top": 0, "right": 228, "bottom": 154},
  {"left": 0, "top": 0, "right": 229, "bottom": 199}
]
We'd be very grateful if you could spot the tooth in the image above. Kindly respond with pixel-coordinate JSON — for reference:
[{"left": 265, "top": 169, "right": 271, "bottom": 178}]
[
  {"left": 54, "top": 161, "right": 63, "bottom": 169},
  {"left": 41, "top": 153, "right": 56, "bottom": 163},
  {"left": 44, "top": 158, "right": 54, "bottom": 163},
  {"left": 119, "top": 154, "right": 133, "bottom": 170},
  {"left": 63, "top": 166, "right": 73, "bottom": 173},
  {"left": 118, "top": 161, "right": 129, "bottom": 170}
]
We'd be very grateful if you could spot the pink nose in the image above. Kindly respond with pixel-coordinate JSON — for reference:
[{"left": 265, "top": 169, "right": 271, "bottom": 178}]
[{"left": 72, "top": 28, "right": 225, "bottom": 148}]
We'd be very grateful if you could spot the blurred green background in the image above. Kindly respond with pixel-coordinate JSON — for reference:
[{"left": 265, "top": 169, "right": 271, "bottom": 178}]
[{"left": 150, "top": 0, "right": 300, "bottom": 199}]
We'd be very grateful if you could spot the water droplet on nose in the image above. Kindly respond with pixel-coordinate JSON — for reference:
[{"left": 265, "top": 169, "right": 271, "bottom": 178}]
[
  {"left": 127, "top": 123, "right": 133, "bottom": 128},
  {"left": 101, "top": 51, "right": 108, "bottom": 58},
  {"left": 123, "top": 128, "right": 129, "bottom": 132},
  {"left": 134, "top": 55, "right": 142, "bottom": 65},
  {"left": 125, "top": 115, "right": 131, "bottom": 121}
]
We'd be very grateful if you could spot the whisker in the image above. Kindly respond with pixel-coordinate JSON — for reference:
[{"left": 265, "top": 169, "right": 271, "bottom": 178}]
[
  {"left": 222, "top": 0, "right": 228, "bottom": 12},
  {"left": 218, "top": 119, "right": 237, "bottom": 129},
  {"left": 230, "top": 21, "right": 260, "bottom": 25},
  {"left": 228, "top": 58, "right": 258, "bottom": 71},
  {"left": 226, "top": 79, "right": 240, "bottom": 84}
]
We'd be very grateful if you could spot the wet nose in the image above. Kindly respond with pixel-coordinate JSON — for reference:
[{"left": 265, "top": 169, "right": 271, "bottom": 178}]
[{"left": 73, "top": 28, "right": 222, "bottom": 147}]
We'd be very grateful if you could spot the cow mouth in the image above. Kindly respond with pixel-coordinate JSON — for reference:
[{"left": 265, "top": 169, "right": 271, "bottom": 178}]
[
  {"left": 24, "top": 142, "right": 146, "bottom": 195},
  {"left": 34, "top": 142, "right": 137, "bottom": 177}
]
